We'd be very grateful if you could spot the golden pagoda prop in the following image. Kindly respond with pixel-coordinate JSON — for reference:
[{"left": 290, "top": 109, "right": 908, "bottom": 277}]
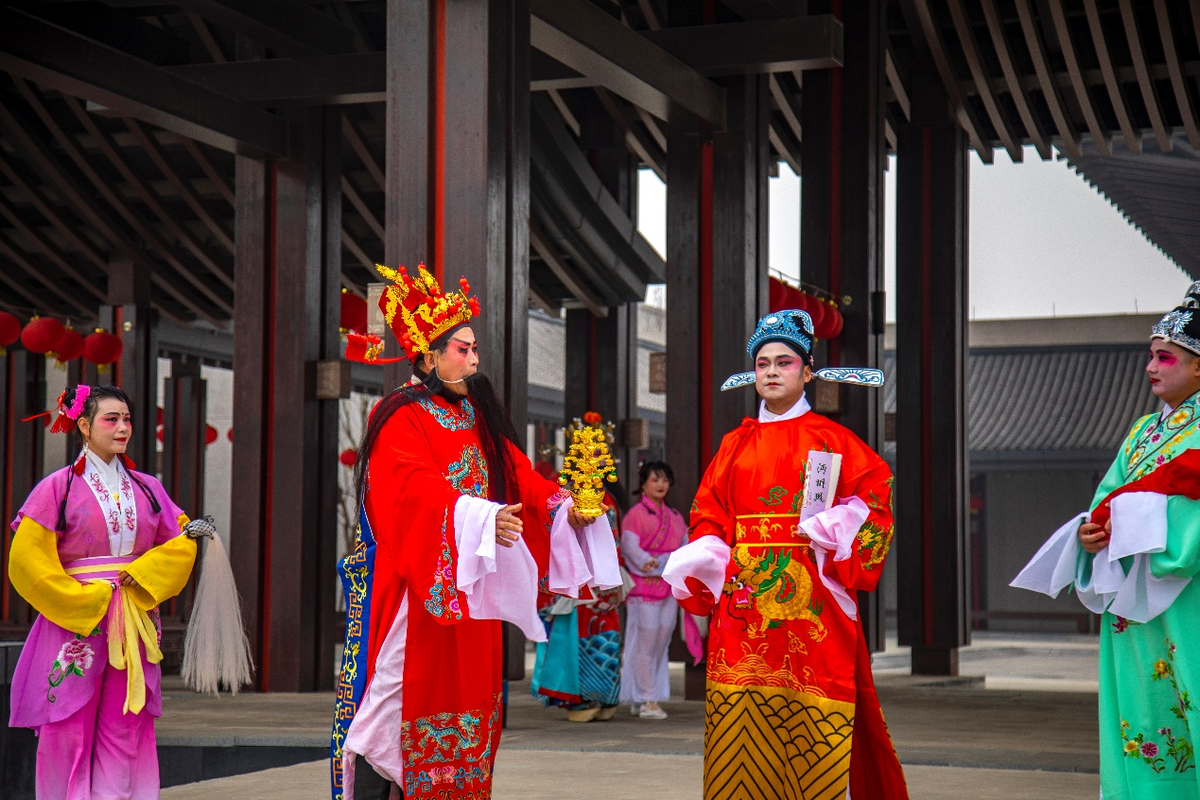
[{"left": 557, "top": 411, "right": 618, "bottom": 517}]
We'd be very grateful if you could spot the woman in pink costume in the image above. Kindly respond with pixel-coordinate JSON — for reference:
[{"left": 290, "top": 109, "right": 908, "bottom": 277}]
[
  {"left": 619, "top": 461, "right": 690, "bottom": 719},
  {"left": 8, "top": 384, "right": 196, "bottom": 799}
]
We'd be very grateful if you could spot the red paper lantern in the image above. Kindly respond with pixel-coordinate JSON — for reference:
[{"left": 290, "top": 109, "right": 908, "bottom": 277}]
[
  {"left": 156, "top": 407, "right": 164, "bottom": 426},
  {"left": 227, "top": 428, "right": 234, "bottom": 442},
  {"left": 83, "top": 330, "right": 123, "bottom": 366},
  {"left": 53, "top": 328, "right": 85, "bottom": 365},
  {"left": 768, "top": 278, "right": 789, "bottom": 312},
  {"left": 339, "top": 448, "right": 358, "bottom": 467},
  {"left": 803, "top": 293, "right": 827, "bottom": 335},
  {"left": 340, "top": 291, "right": 368, "bottom": 335},
  {"left": 817, "top": 302, "right": 844, "bottom": 339},
  {"left": 0, "top": 311, "right": 20, "bottom": 351},
  {"left": 205, "top": 424, "right": 218, "bottom": 446},
  {"left": 21, "top": 317, "right": 65, "bottom": 355}
]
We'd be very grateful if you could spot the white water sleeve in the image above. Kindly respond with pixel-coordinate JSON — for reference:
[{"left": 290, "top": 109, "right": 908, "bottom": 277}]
[
  {"left": 662, "top": 535, "right": 732, "bottom": 602},
  {"left": 798, "top": 496, "right": 871, "bottom": 619},
  {"left": 452, "top": 495, "right": 545, "bottom": 641}
]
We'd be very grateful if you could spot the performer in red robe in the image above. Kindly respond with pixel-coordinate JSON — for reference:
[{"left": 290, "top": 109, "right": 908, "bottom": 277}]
[
  {"left": 663, "top": 309, "right": 908, "bottom": 800},
  {"left": 331, "top": 265, "right": 620, "bottom": 800}
]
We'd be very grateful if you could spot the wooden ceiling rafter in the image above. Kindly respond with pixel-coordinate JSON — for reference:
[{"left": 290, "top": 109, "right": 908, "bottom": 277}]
[
  {"left": 0, "top": 231, "right": 94, "bottom": 318},
  {"left": 1152, "top": 0, "right": 1200, "bottom": 148},
  {"left": 62, "top": 95, "right": 236, "bottom": 291},
  {"left": 1014, "top": 0, "right": 1082, "bottom": 159},
  {"left": 634, "top": 106, "right": 667, "bottom": 152},
  {"left": 14, "top": 82, "right": 234, "bottom": 314},
  {"left": 979, "top": 0, "right": 1051, "bottom": 159},
  {"left": 0, "top": 90, "right": 224, "bottom": 325},
  {"left": 1047, "top": 0, "right": 1111, "bottom": 156},
  {"left": 529, "top": 219, "right": 608, "bottom": 318},
  {"left": 768, "top": 123, "right": 802, "bottom": 175},
  {"left": 181, "top": 139, "right": 234, "bottom": 206},
  {"left": 1081, "top": 0, "right": 1143, "bottom": 154},
  {"left": 0, "top": 193, "right": 107, "bottom": 305},
  {"left": 1117, "top": 0, "right": 1172, "bottom": 152},
  {"left": 594, "top": 87, "right": 667, "bottom": 181},
  {"left": 125, "top": 118, "right": 234, "bottom": 252},
  {"left": 905, "top": 0, "right": 994, "bottom": 162},
  {"left": 546, "top": 89, "right": 583, "bottom": 138},
  {"left": 885, "top": 42, "right": 911, "bottom": 123},
  {"left": 0, "top": 149, "right": 110, "bottom": 273},
  {"left": 947, "top": 1, "right": 1022, "bottom": 162}
]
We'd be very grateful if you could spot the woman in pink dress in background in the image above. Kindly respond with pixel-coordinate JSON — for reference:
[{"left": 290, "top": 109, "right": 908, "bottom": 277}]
[{"left": 619, "top": 461, "right": 690, "bottom": 719}]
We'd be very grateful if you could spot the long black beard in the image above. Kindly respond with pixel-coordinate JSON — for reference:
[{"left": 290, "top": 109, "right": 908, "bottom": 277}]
[{"left": 353, "top": 370, "right": 521, "bottom": 505}]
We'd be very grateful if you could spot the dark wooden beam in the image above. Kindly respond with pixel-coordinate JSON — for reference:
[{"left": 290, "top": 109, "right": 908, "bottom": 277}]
[
  {"left": 1152, "top": 0, "right": 1199, "bottom": 148},
  {"left": 342, "top": 114, "right": 385, "bottom": 192},
  {"left": 640, "top": 15, "right": 843, "bottom": 76},
  {"left": 1081, "top": 0, "right": 1141, "bottom": 154},
  {"left": 947, "top": 1, "right": 1022, "bottom": 161},
  {"left": 593, "top": 88, "right": 668, "bottom": 182},
  {"left": 1118, "top": 0, "right": 1172, "bottom": 153},
  {"left": 62, "top": 96, "right": 235, "bottom": 290},
  {"left": 165, "top": 53, "right": 386, "bottom": 106},
  {"left": 1014, "top": 0, "right": 1081, "bottom": 159},
  {"left": 1047, "top": 0, "right": 1111, "bottom": 156},
  {"left": 171, "top": 0, "right": 356, "bottom": 57},
  {"left": 902, "top": 0, "right": 994, "bottom": 162},
  {"left": 13, "top": 83, "right": 234, "bottom": 315},
  {"left": 530, "top": 220, "right": 608, "bottom": 317},
  {"left": 125, "top": 118, "right": 235, "bottom": 253},
  {"left": 981, "top": 0, "right": 1051, "bottom": 159},
  {"left": 0, "top": 233, "right": 92, "bottom": 317},
  {"left": 0, "top": 7, "right": 289, "bottom": 158},
  {"left": 0, "top": 151, "right": 107, "bottom": 273},
  {"left": 0, "top": 92, "right": 224, "bottom": 325},
  {"left": 0, "top": 194, "right": 106, "bottom": 305},
  {"left": 530, "top": 0, "right": 726, "bottom": 126}
]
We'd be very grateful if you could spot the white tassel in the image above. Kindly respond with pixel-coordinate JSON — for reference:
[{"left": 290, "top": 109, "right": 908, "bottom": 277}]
[{"left": 181, "top": 523, "right": 254, "bottom": 695}]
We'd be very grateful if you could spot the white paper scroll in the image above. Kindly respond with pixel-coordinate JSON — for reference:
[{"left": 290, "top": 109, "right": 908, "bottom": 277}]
[{"left": 800, "top": 450, "right": 842, "bottom": 522}]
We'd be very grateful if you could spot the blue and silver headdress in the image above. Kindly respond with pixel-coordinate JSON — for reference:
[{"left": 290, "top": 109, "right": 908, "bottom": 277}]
[
  {"left": 1152, "top": 282, "right": 1200, "bottom": 356},
  {"left": 721, "top": 308, "right": 885, "bottom": 391}
]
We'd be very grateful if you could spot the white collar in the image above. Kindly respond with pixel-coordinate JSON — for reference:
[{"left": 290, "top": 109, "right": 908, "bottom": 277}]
[
  {"left": 84, "top": 448, "right": 122, "bottom": 494},
  {"left": 758, "top": 394, "right": 811, "bottom": 423}
]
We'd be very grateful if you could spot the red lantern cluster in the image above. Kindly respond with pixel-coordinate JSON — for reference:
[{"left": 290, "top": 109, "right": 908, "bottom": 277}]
[
  {"left": 766, "top": 278, "right": 845, "bottom": 340},
  {"left": 340, "top": 290, "right": 368, "bottom": 336},
  {"left": 339, "top": 448, "right": 358, "bottom": 467},
  {"left": 21, "top": 317, "right": 65, "bottom": 355}
]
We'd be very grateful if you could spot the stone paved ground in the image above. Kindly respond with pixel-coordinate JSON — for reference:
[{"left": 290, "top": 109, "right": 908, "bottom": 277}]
[{"left": 159, "top": 632, "right": 1102, "bottom": 799}]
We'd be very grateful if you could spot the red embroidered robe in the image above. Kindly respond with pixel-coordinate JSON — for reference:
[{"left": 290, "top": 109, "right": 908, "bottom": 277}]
[
  {"left": 687, "top": 411, "right": 908, "bottom": 800},
  {"left": 348, "top": 394, "right": 564, "bottom": 800}
]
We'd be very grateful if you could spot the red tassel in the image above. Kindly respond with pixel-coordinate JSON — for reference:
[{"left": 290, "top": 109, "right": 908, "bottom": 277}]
[
  {"left": 20, "top": 410, "right": 51, "bottom": 424},
  {"left": 49, "top": 414, "right": 73, "bottom": 435},
  {"left": 119, "top": 453, "right": 136, "bottom": 471},
  {"left": 73, "top": 452, "right": 87, "bottom": 476}
]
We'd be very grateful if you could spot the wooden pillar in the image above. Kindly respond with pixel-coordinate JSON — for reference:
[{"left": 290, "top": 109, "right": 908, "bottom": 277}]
[
  {"left": 161, "top": 357, "right": 206, "bottom": 517},
  {"left": 665, "top": 74, "right": 768, "bottom": 518},
  {"left": 566, "top": 104, "right": 641, "bottom": 506},
  {"left": 1, "top": 349, "right": 44, "bottom": 628},
  {"left": 666, "top": 74, "right": 769, "bottom": 701},
  {"left": 232, "top": 104, "right": 343, "bottom": 692},
  {"left": 107, "top": 256, "right": 157, "bottom": 472},
  {"left": 385, "top": 0, "right": 531, "bottom": 684},
  {"left": 800, "top": 0, "right": 889, "bottom": 652},
  {"left": 895, "top": 64, "right": 970, "bottom": 676}
]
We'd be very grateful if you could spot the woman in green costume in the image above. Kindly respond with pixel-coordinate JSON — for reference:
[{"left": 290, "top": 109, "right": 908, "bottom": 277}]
[{"left": 1014, "top": 282, "right": 1200, "bottom": 799}]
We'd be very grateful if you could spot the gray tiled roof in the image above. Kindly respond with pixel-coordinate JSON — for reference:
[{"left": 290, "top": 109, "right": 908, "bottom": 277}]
[{"left": 884, "top": 347, "right": 1160, "bottom": 458}]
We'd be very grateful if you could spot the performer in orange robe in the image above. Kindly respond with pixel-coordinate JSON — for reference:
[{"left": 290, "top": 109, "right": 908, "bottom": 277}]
[
  {"left": 331, "top": 265, "right": 619, "bottom": 800},
  {"left": 664, "top": 309, "right": 908, "bottom": 800}
]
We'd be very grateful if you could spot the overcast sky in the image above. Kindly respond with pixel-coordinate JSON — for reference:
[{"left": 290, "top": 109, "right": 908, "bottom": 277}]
[{"left": 637, "top": 148, "right": 1192, "bottom": 321}]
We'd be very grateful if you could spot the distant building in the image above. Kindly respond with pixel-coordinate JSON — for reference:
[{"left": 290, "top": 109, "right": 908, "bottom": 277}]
[{"left": 880, "top": 314, "right": 1160, "bottom": 633}]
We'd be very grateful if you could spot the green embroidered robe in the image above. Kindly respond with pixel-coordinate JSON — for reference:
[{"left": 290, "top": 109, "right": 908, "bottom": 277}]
[{"left": 1084, "top": 396, "right": 1200, "bottom": 798}]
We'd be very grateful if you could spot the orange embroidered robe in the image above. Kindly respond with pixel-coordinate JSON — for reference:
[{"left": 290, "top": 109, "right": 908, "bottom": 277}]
[{"left": 687, "top": 411, "right": 908, "bottom": 800}]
